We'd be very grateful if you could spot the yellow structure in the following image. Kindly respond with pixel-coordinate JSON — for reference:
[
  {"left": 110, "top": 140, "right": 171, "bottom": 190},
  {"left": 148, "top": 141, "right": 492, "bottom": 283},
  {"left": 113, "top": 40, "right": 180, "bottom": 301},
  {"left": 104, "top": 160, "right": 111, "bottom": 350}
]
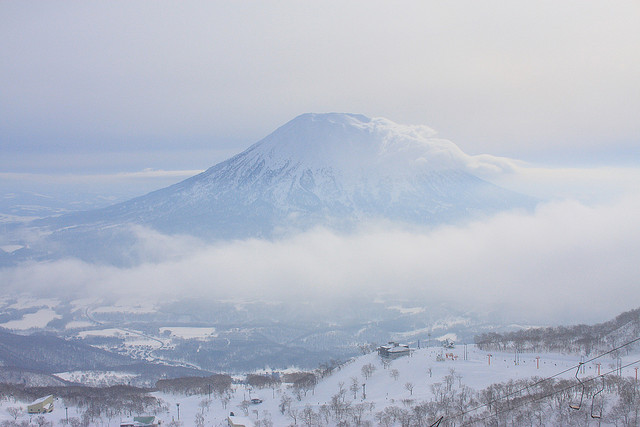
[{"left": 27, "top": 395, "right": 54, "bottom": 414}]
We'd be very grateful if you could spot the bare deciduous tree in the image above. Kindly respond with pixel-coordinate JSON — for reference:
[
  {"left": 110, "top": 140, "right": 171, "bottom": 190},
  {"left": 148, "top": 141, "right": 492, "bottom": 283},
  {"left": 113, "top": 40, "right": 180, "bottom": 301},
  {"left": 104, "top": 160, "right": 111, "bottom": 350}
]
[
  {"left": 238, "top": 400, "right": 250, "bottom": 416},
  {"left": 279, "top": 394, "right": 292, "bottom": 415},
  {"left": 380, "top": 357, "right": 391, "bottom": 370},
  {"left": 34, "top": 416, "right": 52, "bottom": 427},
  {"left": 301, "top": 404, "right": 319, "bottom": 427},
  {"left": 361, "top": 363, "right": 376, "bottom": 380},
  {"left": 358, "top": 343, "right": 375, "bottom": 355},
  {"left": 350, "top": 376, "right": 360, "bottom": 399},
  {"left": 6, "top": 407, "right": 21, "bottom": 421},
  {"left": 220, "top": 395, "right": 230, "bottom": 410},
  {"left": 404, "top": 382, "right": 414, "bottom": 396},
  {"left": 287, "top": 407, "right": 299, "bottom": 425},
  {"left": 198, "top": 398, "right": 210, "bottom": 414},
  {"left": 194, "top": 412, "right": 205, "bottom": 427}
]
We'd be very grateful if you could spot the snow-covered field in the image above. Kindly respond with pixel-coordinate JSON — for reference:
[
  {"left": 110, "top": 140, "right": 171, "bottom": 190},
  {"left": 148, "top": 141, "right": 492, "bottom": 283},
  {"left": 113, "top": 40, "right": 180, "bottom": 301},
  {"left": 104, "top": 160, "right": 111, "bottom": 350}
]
[
  {"left": 75, "top": 327, "right": 164, "bottom": 361},
  {"left": 0, "top": 308, "right": 61, "bottom": 330},
  {"left": 91, "top": 301, "right": 158, "bottom": 314},
  {"left": 159, "top": 327, "right": 218, "bottom": 340},
  {"left": 7, "top": 298, "right": 59, "bottom": 310},
  {"left": 1, "top": 344, "right": 637, "bottom": 426},
  {"left": 64, "top": 320, "right": 95, "bottom": 330},
  {"left": 53, "top": 371, "right": 139, "bottom": 388}
]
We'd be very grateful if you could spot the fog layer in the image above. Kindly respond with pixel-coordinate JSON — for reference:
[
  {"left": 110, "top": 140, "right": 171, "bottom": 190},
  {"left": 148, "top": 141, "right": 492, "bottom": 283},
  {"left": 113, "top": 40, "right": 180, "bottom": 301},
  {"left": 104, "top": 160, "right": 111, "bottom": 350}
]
[{"left": 3, "top": 195, "right": 638, "bottom": 325}]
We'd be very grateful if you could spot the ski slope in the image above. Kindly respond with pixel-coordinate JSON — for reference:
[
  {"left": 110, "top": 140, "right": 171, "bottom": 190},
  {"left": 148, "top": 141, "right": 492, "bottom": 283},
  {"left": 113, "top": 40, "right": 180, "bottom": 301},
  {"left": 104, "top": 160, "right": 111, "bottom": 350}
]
[{"left": 2, "top": 343, "right": 637, "bottom": 426}]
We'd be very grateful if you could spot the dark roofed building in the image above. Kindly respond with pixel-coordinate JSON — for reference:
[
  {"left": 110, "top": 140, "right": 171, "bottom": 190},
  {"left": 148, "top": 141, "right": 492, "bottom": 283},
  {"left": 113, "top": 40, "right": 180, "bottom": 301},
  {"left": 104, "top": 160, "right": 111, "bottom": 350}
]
[{"left": 377, "top": 341, "right": 411, "bottom": 358}]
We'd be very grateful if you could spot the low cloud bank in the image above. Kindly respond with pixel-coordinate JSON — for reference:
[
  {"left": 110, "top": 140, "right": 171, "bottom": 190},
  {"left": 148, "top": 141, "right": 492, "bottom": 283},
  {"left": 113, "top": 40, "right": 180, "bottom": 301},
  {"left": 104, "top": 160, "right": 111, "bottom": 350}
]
[{"left": 2, "top": 195, "right": 639, "bottom": 325}]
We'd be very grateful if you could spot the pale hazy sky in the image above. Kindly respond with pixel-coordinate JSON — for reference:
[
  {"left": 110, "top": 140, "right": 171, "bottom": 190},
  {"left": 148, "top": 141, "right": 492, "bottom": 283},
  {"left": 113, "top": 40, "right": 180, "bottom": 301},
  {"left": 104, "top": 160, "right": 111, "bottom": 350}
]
[{"left": 1, "top": 1, "right": 639, "bottom": 174}]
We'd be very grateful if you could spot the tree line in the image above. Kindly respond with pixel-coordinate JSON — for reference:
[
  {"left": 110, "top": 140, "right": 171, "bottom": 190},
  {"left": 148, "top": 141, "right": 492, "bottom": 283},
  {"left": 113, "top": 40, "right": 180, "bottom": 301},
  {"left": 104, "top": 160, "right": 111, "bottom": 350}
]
[{"left": 475, "top": 307, "right": 640, "bottom": 355}]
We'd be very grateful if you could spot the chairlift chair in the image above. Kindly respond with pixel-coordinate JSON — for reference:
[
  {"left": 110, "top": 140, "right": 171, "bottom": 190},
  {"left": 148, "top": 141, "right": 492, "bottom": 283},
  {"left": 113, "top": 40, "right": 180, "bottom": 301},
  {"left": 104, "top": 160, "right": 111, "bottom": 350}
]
[
  {"left": 590, "top": 376, "right": 605, "bottom": 419},
  {"left": 569, "top": 363, "right": 585, "bottom": 410}
]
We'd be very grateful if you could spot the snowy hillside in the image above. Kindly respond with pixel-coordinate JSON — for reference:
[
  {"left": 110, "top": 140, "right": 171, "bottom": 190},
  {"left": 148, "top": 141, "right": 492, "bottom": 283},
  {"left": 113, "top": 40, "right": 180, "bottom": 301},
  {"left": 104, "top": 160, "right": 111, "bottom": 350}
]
[
  {"left": 2, "top": 343, "right": 639, "bottom": 426},
  {"left": 2, "top": 302, "right": 640, "bottom": 425}
]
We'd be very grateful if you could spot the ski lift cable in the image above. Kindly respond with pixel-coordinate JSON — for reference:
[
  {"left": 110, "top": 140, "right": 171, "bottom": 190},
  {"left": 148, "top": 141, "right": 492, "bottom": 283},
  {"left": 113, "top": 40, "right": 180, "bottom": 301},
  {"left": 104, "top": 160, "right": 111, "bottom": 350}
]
[
  {"left": 460, "top": 360, "right": 640, "bottom": 426},
  {"left": 456, "top": 358, "right": 640, "bottom": 427},
  {"left": 479, "top": 337, "right": 639, "bottom": 414},
  {"left": 428, "top": 415, "right": 443, "bottom": 427},
  {"left": 430, "top": 336, "right": 640, "bottom": 426}
]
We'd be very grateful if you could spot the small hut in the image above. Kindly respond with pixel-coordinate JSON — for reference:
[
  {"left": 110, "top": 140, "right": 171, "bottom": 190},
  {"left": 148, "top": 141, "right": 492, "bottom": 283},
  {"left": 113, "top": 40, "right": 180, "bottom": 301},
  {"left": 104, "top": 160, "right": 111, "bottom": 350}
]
[
  {"left": 228, "top": 412, "right": 255, "bottom": 427},
  {"left": 27, "top": 395, "right": 54, "bottom": 414}
]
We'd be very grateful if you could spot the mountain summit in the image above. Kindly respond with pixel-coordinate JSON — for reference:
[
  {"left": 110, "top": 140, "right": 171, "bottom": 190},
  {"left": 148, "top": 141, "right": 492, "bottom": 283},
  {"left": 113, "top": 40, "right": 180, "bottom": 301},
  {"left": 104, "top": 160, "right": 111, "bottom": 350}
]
[
  {"left": 31, "top": 113, "right": 534, "bottom": 263},
  {"left": 240, "top": 112, "right": 463, "bottom": 173}
]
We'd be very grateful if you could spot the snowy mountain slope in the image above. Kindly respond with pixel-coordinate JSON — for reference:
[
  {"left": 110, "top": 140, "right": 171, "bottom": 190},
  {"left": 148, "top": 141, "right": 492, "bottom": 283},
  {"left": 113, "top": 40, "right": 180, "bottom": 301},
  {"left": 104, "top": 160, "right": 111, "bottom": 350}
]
[
  {"left": 3, "top": 344, "right": 636, "bottom": 426},
  {"left": 37, "top": 113, "right": 535, "bottom": 247},
  {"left": 1, "top": 303, "right": 638, "bottom": 425}
]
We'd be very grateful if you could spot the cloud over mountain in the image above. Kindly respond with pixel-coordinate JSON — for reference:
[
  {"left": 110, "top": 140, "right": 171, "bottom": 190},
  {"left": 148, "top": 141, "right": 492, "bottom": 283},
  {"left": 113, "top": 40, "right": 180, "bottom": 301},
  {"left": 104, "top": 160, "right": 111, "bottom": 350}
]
[{"left": 23, "top": 113, "right": 535, "bottom": 265}]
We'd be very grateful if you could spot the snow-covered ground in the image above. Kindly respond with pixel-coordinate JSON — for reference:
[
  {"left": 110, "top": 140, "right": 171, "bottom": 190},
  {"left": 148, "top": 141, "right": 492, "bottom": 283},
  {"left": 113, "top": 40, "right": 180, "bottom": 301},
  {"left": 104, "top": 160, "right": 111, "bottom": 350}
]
[
  {"left": 0, "top": 244, "right": 25, "bottom": 252},
  {"left": 0, "top": 308, "right": 61, "bottom": 330},
  {"left": 6, "top": 297, "right": 60, "bottom": 311},
  {"left": 64, "top": 320, "right": 95, "bottom": 330},
  {"left": 1, "top": 344, "right": 637, "bottom": 426},
  {"left": 159, "top": 327, "right": 218, "bottom": 340},
  {"left": 54, "top": 371, "right": 139, "bottom": 388},
  {"left": 91, "top": 301, "right": 158, "bottom": 314}
]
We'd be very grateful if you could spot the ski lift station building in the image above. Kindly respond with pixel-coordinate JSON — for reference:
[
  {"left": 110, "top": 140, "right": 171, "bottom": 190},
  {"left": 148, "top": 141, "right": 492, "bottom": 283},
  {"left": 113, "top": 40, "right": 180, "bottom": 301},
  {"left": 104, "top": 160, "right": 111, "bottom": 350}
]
[{"left": 377, "top": 342, "right": 411, "bottom": 358}]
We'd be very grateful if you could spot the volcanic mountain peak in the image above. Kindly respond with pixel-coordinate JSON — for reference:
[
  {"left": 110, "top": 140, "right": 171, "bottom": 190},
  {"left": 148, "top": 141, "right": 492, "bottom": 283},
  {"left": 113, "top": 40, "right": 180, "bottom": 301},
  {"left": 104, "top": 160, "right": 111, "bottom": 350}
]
[
  {"left": 232, "top": 113, "right": 469, "bottom": 175},
  {"left": 21, "top": 113, "right": 535, "bottom": 264}
]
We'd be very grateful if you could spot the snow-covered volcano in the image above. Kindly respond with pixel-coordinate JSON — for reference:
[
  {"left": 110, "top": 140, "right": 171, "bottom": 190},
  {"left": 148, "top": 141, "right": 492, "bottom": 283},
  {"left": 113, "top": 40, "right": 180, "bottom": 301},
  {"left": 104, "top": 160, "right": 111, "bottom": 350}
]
[
  {"left": 240, "top": 112, "right": 466, "bottom": 173},
  {"left": 27, "top": 113, "right": 535, "bottom": 262}
]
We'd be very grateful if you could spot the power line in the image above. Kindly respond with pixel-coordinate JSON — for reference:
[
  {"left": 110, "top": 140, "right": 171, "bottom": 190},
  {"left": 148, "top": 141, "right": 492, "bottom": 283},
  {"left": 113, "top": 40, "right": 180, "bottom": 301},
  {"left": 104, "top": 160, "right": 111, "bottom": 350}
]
[
  {"left": 434, "top": 335, "right": 640, "bottom": 425},
  {"left": 459, "top": 357, "right": 640, "bottom": 426}
]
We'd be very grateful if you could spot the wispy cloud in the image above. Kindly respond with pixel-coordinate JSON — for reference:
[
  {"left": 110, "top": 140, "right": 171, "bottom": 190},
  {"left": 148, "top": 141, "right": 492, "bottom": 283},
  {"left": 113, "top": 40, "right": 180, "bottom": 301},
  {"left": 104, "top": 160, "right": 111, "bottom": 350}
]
[
  {"left": 472, "top": 162, "right": 640, "bottom": 204},
  {"left": 0, "top": 169, "right": 203, "bottom": 183}
]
